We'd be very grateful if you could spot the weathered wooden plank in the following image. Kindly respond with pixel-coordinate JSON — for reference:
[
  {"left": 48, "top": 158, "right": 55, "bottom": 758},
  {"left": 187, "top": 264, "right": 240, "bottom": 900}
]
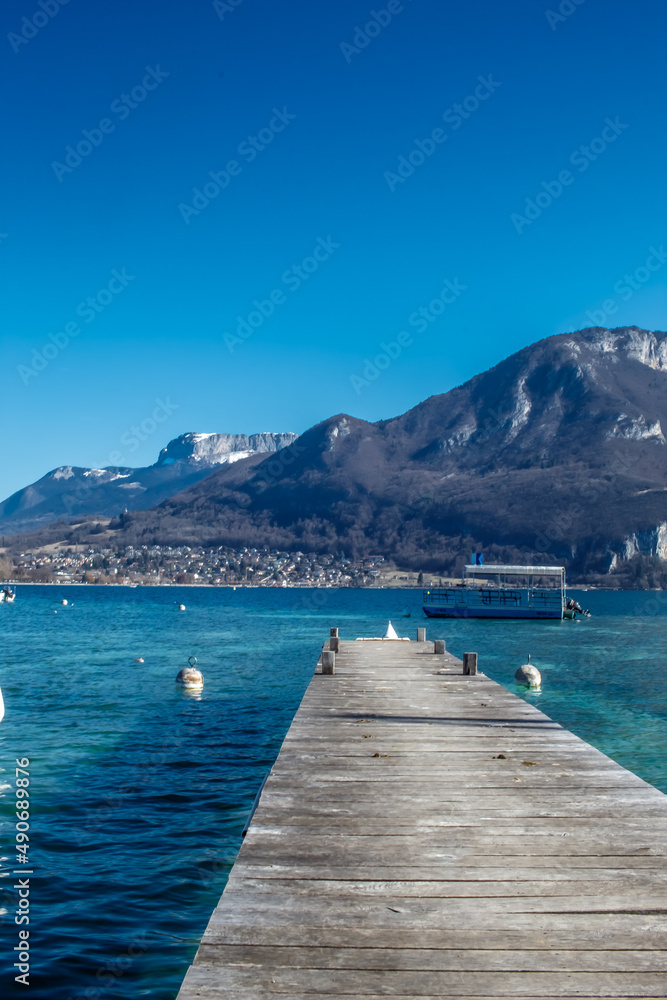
[
  {"left": 224, "top": 877, "right": 667, "bottom": 899},
  {"left": 239, "top": 833, "right": 667, "bottom": 857},
  {"left": 206, "top": 890, "right": 667, "bottom": 920},
  {"left": 229, "top": 850, "right": 667, "bottom": 869},
  {"left": 230, "top": 863, "right": 667, "bottom": 882},
  {"left": 269, "top": 753, "right": 651, "bottom": 767},
  {"left": 176, "top": 637, "right": 667, "bottom": 999},
  {"left": 195, "top": 922, "right": 667, "bottom": 951},
  {"left": 181, "top": 964, "right": 667, "bottom": 997},
  {"left": 248, "top": 811, "right": 667, "bottom": 832},
  {"left": 179, "top": 991, "right": 666, "bottom": 1000},
  {"left": 193, "top": 945, "right": 667, "bottom": 973},
  {"left": 233, "top": 849, "right": 667, "bottom": 870},
  {"left": 252, "top": 800, "right": 667, "bottom": 817}
]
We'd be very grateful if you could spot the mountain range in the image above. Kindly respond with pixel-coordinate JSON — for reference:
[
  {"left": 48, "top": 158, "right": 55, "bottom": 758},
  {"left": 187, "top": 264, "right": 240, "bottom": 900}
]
[
  {"left": 3, "top": 326, "right": 666, "bottom": 579},
  {"left": 0, "top": 432, "right": 297, "bottom": 536}
]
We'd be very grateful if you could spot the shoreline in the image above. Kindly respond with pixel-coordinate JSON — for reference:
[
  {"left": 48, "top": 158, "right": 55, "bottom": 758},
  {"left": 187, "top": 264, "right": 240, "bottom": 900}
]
[{"left": 1, "top": 580, "right": 657, "bottom": 592}]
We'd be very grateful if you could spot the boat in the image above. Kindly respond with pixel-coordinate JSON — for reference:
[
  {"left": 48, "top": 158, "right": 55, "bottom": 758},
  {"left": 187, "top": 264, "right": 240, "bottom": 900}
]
[
  {"left": 0, "top": 587, "right": 15, "bottom": 604},
  {"left": 422, "top": 564, "right": 590, "bottom": 620}
]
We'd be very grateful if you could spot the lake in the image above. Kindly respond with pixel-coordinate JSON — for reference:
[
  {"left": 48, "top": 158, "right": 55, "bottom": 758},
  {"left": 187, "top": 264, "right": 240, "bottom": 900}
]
[{"left": 0, "top": 585, "right": 665, "bottom": 998}]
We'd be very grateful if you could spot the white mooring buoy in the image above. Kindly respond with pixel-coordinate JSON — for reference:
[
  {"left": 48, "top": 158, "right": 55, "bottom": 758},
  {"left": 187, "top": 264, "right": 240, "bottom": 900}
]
[
  {"left": 176, "top": 656, "right": 203, "bottom": 689},
  {"left": 515, "top": 658, "right": 542, "bottom": 688},
  {"left": 178, "top": 604, "right": 186, "bottom": 611}
]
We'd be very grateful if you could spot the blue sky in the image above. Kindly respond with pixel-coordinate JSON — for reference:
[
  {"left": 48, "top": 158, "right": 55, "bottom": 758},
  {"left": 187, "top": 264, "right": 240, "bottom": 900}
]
[{"left": 1, "top": 0, "right": 665, "bottom": 498}]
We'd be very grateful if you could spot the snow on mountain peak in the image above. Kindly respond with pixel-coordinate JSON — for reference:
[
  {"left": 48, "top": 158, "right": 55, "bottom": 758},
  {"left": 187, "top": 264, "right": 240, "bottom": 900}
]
[{"left": 156, "top": 431, "right": 298, "bottom": 468}]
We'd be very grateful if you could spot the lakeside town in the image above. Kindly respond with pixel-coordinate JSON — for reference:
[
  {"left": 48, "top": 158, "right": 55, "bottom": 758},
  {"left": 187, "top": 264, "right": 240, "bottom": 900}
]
[
  {"left": 0, "top": 544, "right": 440, "bottom": 589},
  {"left": 1, "top": 541, "right": 662, "bottom": 591}
]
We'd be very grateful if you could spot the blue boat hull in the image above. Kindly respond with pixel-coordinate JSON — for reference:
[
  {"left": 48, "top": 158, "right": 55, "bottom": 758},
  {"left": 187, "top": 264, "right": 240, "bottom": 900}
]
[{"left": 423, "top": 606, "right": 562, "bottom": 620}]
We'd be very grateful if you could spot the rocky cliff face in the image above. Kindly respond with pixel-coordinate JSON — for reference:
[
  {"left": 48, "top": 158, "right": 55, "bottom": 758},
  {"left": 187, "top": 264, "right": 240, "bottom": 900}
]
[
  {"left": 383, "top": 326, "right": 666, "bottom": 474},
  {"left": 0, "top": 432, "right": 297, "bottom": 535},
  {"left": 156, "top": 432, "right": 298, "bottom": 467}
]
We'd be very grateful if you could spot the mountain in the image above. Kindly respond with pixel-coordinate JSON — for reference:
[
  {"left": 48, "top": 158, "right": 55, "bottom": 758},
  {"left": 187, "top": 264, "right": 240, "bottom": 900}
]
[
  {"left": 105, "top": 326, "right": 667, "bottom": 576},
  {"left": 5, "top": 327, "right": 666, "bottom": 580},
  {"left": 0, "top": 432, "right": 297, "bottom": 535}
]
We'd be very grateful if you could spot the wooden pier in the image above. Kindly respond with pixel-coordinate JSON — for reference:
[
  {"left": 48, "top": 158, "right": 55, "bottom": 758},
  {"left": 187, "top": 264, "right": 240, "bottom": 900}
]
[{"left": 177, "top": 634, "right": 667, "bottom": 999}]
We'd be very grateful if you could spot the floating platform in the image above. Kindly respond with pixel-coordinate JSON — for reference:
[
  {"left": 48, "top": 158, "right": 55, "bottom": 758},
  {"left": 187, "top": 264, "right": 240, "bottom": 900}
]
[
  {"left": 177, "top": 634, "right": 667, "bottom": 999},
  {"left": 423, "top": 564, "right": 568, "bottom": 620}
]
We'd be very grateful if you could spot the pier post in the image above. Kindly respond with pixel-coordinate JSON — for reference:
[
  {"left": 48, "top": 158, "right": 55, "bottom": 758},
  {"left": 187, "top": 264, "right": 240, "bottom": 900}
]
[
  {"left": 329, "top": 628, "right": 340, "bottom": 652},
  {"left": 321, "top": 650, "right": 336, "bottom": 675},
  {"left": 330, "top": 628, "right": 338, "bottom": 638},
  {"left": 463, "top": 652, "right": 478, "bottom": 676},
  {"left": 417, "top": 627, "right": 426, "bottom": 642},
  {"left": 434, "top": 639, "right": 446, "bottom": 654}
]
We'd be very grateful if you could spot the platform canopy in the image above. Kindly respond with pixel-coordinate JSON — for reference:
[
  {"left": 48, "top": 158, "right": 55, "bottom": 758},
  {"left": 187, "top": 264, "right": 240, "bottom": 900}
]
[{"left": 464, "top": 564, "right": 565, "bottom": 577}]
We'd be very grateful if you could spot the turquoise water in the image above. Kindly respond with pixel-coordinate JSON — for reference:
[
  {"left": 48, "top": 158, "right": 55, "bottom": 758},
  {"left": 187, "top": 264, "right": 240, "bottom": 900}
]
[{"left": 0, "top": 585, "right": 666, "bottom": 999}]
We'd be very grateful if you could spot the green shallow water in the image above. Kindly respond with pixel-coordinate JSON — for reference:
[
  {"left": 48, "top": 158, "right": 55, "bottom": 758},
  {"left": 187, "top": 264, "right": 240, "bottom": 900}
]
[{"left": 0, "top": 585, "right": 665, "bottom": 998}]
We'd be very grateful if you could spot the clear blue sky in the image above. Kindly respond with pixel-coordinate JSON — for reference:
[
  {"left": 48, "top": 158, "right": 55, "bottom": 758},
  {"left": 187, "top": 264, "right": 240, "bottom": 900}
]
[{"left": 1, "top": 0, "right": 665, "bottom": 497}]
